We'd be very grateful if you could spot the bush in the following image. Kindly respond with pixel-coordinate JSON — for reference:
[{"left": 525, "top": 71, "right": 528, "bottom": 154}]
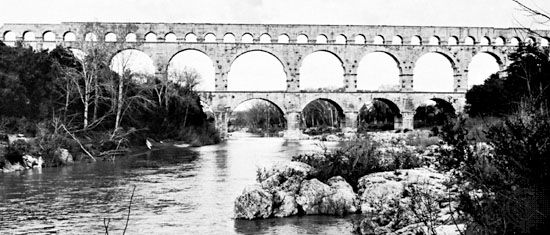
[{"left": 292, "top": 135, "right": 382, "bottom": 190}]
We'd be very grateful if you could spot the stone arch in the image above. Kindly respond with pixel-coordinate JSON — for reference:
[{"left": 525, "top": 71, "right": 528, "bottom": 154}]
[
  {"left": 227, "top": 49, "right": 288, "bottom": 91},
  {"left": 429, "top": 35, "right": 440, "bottom": 45},
  {"left": 300, "top": 97, "right": 346, "bottom": 128},
  {"left": 464, "top": 36, "right": 475, "bottom": 45},
  {"left": 298, "top": 50, "right": 345, "bottom": 90},
  {"left": 185, "top": 33, "right": 198, "bottom": 42},
  {"left": 417, "top": 50, "right": 458, "bottom": 72},
  {"left": 223, "top": 33, "right": 236, "bottom": 43},
  {"left": 467, "top": 51, "right": 503, "bottom": 88},
  {"left": 3, "top": 31, "right": 16, "bottom": 41},
  {"left": 316, "top": 34, "right": 328, "bottom": 43},
  {"left": 167, "top": 48, "right": 216, "bottom": 91},
  {"left": 278, "top": 34, "right": 290, "bottom": 43},
  {"left": 415, "top": 98, "right": 456, "bottom": 113},
  {"left": 125, "top": 33, "right": 137, "bottom": 42},
  {"left": 335, "top": 34, "right": 347, "bottom": 44},
  {"left": 165, "top": 32, "right": 177, "bottom": 42},
  {"left": 413, "top": 51, "right": 457, "bottom": 92},
  {"left": 300, "top": 97, "right": 345, "bottom": 115},
  {"left": 354, "top": 34, "right": 366, "bottom": 44},
  {"left": 510, "top": 37, "right": 521, "bottom": 46},
  {"left": 495, "top": 36, "right": 505, "bottom": 46},
  {"left": 373, "top": 35, "right": 385, "bottom": 44},
  {"left": 229, "top": 97, "right": 287, "bottom": 115},
  {"left": 297, "top": 34, "right": 308, "bottom": 43},
  {"left": 480, "top": 36, "right": 491, "bottom": 45},
  {"left": 448, "top": 36, "right": 459, "bottom": 45},
  {"left": 43, "top": 31, "right": 56, "bottom": 41},
  {"left": 109, "top": 48, "right": 156, "bottom": 77},
  {"left": 144, "top": 32, "right": 157, "bottom": 42},
  {"left": 392, "top": 35, "right": 403, "bottom": 45},
  {"left": 356, "top": 51, "right": 402, "bottom": 91},
  {"left": 241, "top": 33, "right": 253, "bottom": 43},
  {"left": 372, "top": 98, "right": 401, "bottom": 114},
  {"left": 358, "top": 97, "right": 403, "bottom": 130},
  {"left": 23, "top": 31, "right": 35, "bottom": 41},
  {"left": 411, "top": 35, "right": 422, "bottom": 45},
  {"left": 104, "top": 32, "right": 117, "bottom": 42},
  {"left": 413, "top": 98, "right": 457, "bottom": 128},
  {"left": 204, "top": 33, "right": 216, "bottom": 42},
  {"left": 259, "top": 33, "right": 271, "bottom": 43},
  {"left": 63, "top": 31, "right": 76, "bottom": 41}
]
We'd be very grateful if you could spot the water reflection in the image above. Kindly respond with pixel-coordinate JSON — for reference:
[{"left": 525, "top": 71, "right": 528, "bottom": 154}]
[{"left": 0, "top": 136, "right": 351, "bottom": 234}]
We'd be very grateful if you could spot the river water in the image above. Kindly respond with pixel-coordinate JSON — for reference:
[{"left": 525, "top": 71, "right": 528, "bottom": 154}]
[{"left": 0, "top": 133, "right": 358, "bottom": 234}]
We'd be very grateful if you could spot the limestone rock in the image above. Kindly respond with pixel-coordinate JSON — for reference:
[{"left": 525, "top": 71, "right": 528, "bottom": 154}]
[
  {"left": 296, "top": 178, "right": 332, "bottom": 214},
  {"left": 321, "top": 176, "right": 359, "bottom": 215},
  {"left": 272, "top": 191, "right": 298, "bottom": 217},
  {"left": 234, "top": 184, "right": 273, "bottom": 219},
  {"left": 22, "top": 155, "right": 44, "bottom": 168},
  {"left": 54, "top": 148, "right": 74, "bottom": 165},
  {"left": 258, "top": 161, "right": 312, "bottom": 191}
]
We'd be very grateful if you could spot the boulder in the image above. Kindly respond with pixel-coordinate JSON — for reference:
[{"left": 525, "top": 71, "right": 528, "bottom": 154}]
[
  {"left": 272, "top": 191, "right": 299, "bottom": 217},
  {"left": 7, "top": 134, "right": 35, "bottom": 146},
  {"left": 22, "top": 155, "right": 44, "bottom": 168},
  {"left": 296, "top": 178, "right": 332, "bottom": 214},
  {"left": 234, "top": 184, "right": 273, "bottom": 219},
  {"left": 53, "top": 148, "right": 74, "bottom": 165},
  {"left": 257, "top": 161, "right": 313, "bottom": 191},
  {"left": 1, "top": 161, "right": 25, "bottom": 172},
  {"left": 320, "top": 176, "right": 359, "bottom": 215}
]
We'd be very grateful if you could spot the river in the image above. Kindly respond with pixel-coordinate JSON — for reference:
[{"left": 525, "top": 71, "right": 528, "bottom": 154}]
[{"left": 0, "top": 133, "right": 358, "bottom": 234}]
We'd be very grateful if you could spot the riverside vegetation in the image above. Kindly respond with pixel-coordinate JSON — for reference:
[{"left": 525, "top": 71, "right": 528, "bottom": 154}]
[
  {"left": 234, "top": 43, "right": 550, "bottom": 235},
  {"left": 0, "top": 27, "right": 220, "bottom": 172}
]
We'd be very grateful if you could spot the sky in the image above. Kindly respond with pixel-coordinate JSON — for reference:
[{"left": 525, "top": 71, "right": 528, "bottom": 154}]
[{"left": 1, "top": 0, "right": 548, "bottom": 109}]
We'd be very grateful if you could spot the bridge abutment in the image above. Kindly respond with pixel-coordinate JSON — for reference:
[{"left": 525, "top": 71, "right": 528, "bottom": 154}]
[{"left": 283, "top": 111, "right": 304, "bottom": 139}]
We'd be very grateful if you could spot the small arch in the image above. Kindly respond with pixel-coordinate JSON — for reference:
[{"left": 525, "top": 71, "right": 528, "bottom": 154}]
[
  {"left": 204, "top": 33, "right": 216, "bottom": 42},
  {"left": 104, "top": 32, "right": 117, "bottom": 42},
  {"left": 144, "top": 32, "right": 157, "bottom": 42},
  {"left": 411, "top": 35, "right": 422, "bottom": 45},
  {"left": 392, "top": 35, "right": 403, "bottom": 45},
  {"left": 448, "top": 36, "right": 459, "bottom": 45},
  {"left": 296, "top": 34, "right": 308, "bottom": 44},
  {"left": 84, "top": 32, "right": 97, "bottom": 42},
  {"left": 185, "top": 33, "right": 197, "bottom": 42},
  {"left": 335, "top": 34, "right": 347, "bottom": 44},
  {"left": 542, "top": 37, "right": 549, "bottom": 47},
  {"left": 63, "top": 31, "right": 76, "bottom": 42},
  {"left": 23, "top": 31, "right": 36, "bottom": 41},
  {"left": 494, "top": 36, "right": 505, "bottom": 46},
  {"left": 480, "top": 36, "right": 491, "bottom": 45},
  {"left": 510, "top": 37, "right": 521, "bottom": 46},
  {"left": 464, "top": 36, "right": 475, "bottom": 45},
  {"left": 125, "top": 33, "right": 137, "bottom": 42},
  {"left": 241, "top": 33, "right": 253, "bottom": 43},
  {"left": 259, "top": 33, "right": 271, "bottom": 43},
  {"left": 165, "top": 32, "right": 177, "bottom": 42},
  {"left": 43, "top": 31, "right": 56, "bottom": 42},
  {"left": 316, "top": 34, "right": 328, "bottom": 44},
  {"left": 429, "top": 36, "right": 440, "bottom": 45},
  {"left": 3, "top": 31, "right": 16, "bottom": 42},
  {"left": 373, "top": 35, "right": 385, "bottom": 45},
  {"left": 277, "top": 34, "right": 289, "bottom": 43},
  {"left": 354, "top": 34, "right": 366, "bottom": 44},
  {"left": 223, "top": 33, "right": 236, "bottom": 43}
]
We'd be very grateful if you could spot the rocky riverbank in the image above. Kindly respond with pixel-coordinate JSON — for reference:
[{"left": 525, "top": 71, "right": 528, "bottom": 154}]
[{"left": 234, "top": 131, "right": 465, "bottom": 234}]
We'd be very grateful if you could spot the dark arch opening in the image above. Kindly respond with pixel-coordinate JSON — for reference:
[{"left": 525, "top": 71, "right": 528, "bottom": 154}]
[
  {"left": 358, "top": 98, "right": 401, "bottom": 132},
  {"left": 301, "top": 98, "right": 344, "bottom": 135},
  {"left": 414, "top": 98, "right": 456, "bottom": 129},
  {"left": 229, "top": 99, "right": 287, "bottom": 136}
]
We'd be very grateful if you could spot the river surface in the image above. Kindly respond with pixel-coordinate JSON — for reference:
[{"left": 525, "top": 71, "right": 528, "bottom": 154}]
[{"left": 0, "top": 133, "right": 358, "bottom": 234}]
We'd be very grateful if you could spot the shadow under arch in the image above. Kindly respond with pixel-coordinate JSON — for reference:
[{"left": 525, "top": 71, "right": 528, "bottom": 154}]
[
  {"left": 228, "top": 98, "right": 287, "bottom": 135},
  {"left": 413, "top": 98, "right": 456, "bottom": 129},
  {"left": 301, "top": 98, "right": 345, "bottom": 130},
  {"left": 358, "top": 98, "right": 403, "bottom": 131}
]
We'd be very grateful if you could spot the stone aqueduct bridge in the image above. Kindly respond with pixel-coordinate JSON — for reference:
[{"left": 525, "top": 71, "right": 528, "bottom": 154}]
[{"left": 2, "top": 22, "right": 550, "bottom": 137}]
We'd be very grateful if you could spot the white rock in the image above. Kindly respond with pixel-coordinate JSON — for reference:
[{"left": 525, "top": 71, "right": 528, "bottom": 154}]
[
  {"left": 54, "top": 148, "right": 73, "bottom": 165},
  {"left": 296, "top": 178, "right": 332, "bottom": 214},
  {"left": 234, "top": 184, "right": 273, "bottom": 219}
]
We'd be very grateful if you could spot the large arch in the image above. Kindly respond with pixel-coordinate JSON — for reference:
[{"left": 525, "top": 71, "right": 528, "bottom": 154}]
[
  {"left": 356, "top": 51, "right": 401, "bottom": 91},
  {"left": 358, "top": 98, "right": 402, "bottom": 131},
  {"left": 413, "top": 98, "right": 456, "bottom": 129},
  {"left": 467, "top": 52, "right": 502, "bottom": 88},
  {"left": 167, "top": 49, "right": 216, "bottom": 91},
  {"left": 228, "top": 98, "right": 287, "bottom": 135},
  {"left": 413, "top": 52, "right": 456, "bottom": 92},
  {"left": 227, "top": 50, "right": 287, "bottom": 91},
  {"left": 299, "top": 50, "right": 345, "bottom": 91},
  {"left": 110, "top": 49, "right": 156, "bottom": 78},
  {"left": 301, "top": 98, "right": 345, "bottom": 130}
]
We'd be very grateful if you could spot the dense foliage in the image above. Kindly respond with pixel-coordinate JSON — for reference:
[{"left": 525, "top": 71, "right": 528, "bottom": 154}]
[
  {"left": 229, "top": 102, "right": 286, "bottom": 134},
  {"left": 357, "top": 100, "right": 396, "bottom": 131}
]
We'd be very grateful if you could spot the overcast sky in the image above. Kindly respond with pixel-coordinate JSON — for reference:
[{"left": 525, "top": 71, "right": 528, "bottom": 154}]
[{"left": 1, "top": 0, "right": 550, "bottom": 29}]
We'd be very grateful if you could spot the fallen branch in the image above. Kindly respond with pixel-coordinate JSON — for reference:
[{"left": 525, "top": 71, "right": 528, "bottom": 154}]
[
  {"left": 123, "top": 185, "right": 136, "bottom": 235},
  {"left": 61, "top": 124, "right": 96, "bottom": 162}
]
